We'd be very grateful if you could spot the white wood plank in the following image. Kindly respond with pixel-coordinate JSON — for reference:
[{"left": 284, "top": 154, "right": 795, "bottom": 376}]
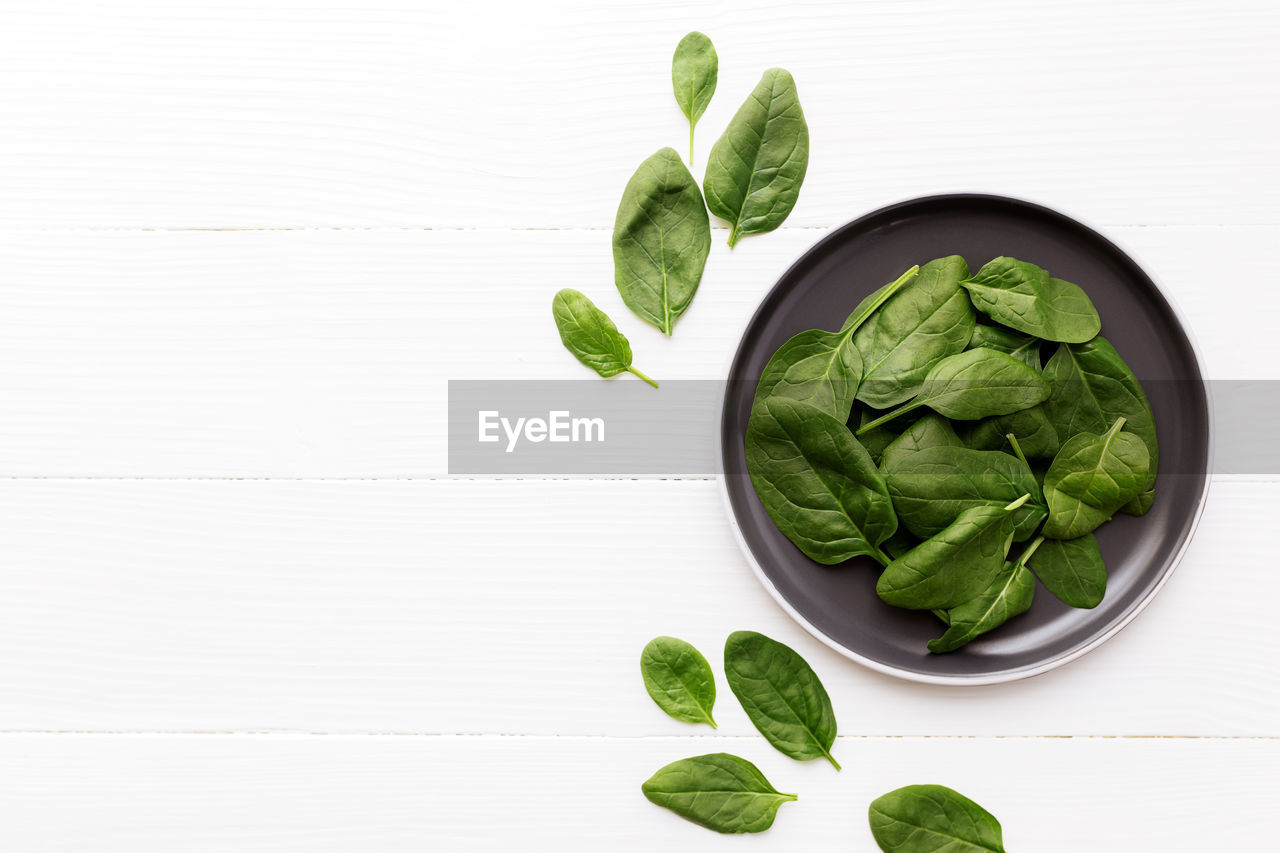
[
  {"left": 0, "top": 478, "right": 1271, "bottom": 735},
  {"left": 0, "top": 734, "right": 1271, "bottom": 850},
  {"left": 1, "top": 0, "right": 1276, "bottom": 228},
  {"left": 0, "top": 226, "right": 1265, "bottom": 477}
]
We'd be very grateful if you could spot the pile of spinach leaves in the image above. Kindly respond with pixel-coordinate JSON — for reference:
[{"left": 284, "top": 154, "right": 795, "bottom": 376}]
[{"left": 746, "top": 255, "right": 1158, "bottom": 652}]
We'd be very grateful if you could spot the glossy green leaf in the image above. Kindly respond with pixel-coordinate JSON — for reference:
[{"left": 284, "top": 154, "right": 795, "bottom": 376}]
[
  {"left": 749, "top": 268, "right": 918, "bottom": 423},
  {"left": 857, "top": 348, "right": 1050, "bottom": 434},
  {"left": 961, "top": 256, "right": 1101, "bottom": 343},
  {"left": 968, "top": 322, "right": 1042, "bottom": 367},
  {"left": 878, "top": 414, "right": 963, "bottom": 472},
  {"left": 869, "top": 784, "right": 1006, "bottom": 852},
  {"left": 854, "top": 255, "right": 976, "bottom": 408},
  {"left": 551, "top": 289, "right": 657, "bottom": 387},
  {"left": 877, "top": 502, "right": 1020, "bottom": 610},
  {"left": 671, "top": 32, "right": 717, "bottom": 164},
  {"left": 963, "top": 404, "right": 1060, "bottom": 459},
  {"left": 929, "top": 542, "right": 1038, "bottom": 653},
  {"left": 724, "top": 630, "right": 840, "bottom": 769},
  {"left": 1042, "top": 336, "right": 1158, "bottom": 503},
  {"left": 642, "top": 753, "right": 796, "bottom": 834},
  {"left": 1027, "top": 532, "right": 1107, "bottom": 608},
  {"left": 612, "top": 147, "right": 711, "bottom": 335},
  {"left": 703, "top": 68, "right": 809, "bottom": 247},
  {"left": 640, "top": 636, "right": 717, "bottom": 727},
  {"left": 883, "top": 446, "right": 1046, "bottom": 542},
  {"left": 1043, "top": 417, "right": 1150, "bottom": 539},
  {"left": 745, "top": 397, "right": 897, "bottom": 565}
]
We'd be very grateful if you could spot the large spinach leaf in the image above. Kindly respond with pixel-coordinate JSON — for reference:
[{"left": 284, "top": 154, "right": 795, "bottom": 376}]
[
  {"left": 612, "top": 147, "right": 711, "bottom": 335},
  {"left": 878, "top": 414, "right": 963, "bottom": 471},
  {"left": 876, "top": 501, "right": 1021, "bottom": 610},
  {"left": 868, "top": 784, "right": 1006, "bottom": 852},
  {"left": 1027, "top": 532, "right": 1107, "bottom": 608},
  {"left": 642, "top": 753, "right": 796, "bottom": 833},
  {"left": 853, "top": 255, "right": 976, "bottom": 408},
  {"left": 551, "top": 288, "right": 657, "bottom": 387},
  {"left": 857, "top": 348, "right": 1050, "bottom": 434},
  {"left": 640, "top": 636, "right": 717, "bottom": 727},
  {"left": 929, "top": 540, "right": 1038, "bottom": 653},
  {"left": 749, "top": 267, "right": 919, "bottom": 423},
  {"left": 883, "top": 446, "right": 1046, "bottom": 542},
  {"left": 671, "top": 32, "right": 717, "bottom": 164},
  {"left": 1043, "top": 417, "right": 1149, "bottom": 538},
  {"left": 745, "top": 397, "right": 897, "bottom": 565},
  {"left": 703, "top": 68, "right": 809, "bottom": 247},
  {"left": 724, "top": 630, "right": 841, "bottom": 769},
  {"left": 961, "top": 256, "right": 1100, "bottom": 343},
  {"left": 1041, "top": 336, "right": 1158, "bottom": 510}
]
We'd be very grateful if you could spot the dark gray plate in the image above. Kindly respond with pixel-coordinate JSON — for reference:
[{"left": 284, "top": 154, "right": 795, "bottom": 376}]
[{"left": 720, "top": 194, "right": 1211, "bottom": 684}]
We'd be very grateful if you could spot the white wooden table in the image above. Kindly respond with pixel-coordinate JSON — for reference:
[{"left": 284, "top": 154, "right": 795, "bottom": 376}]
[{"left": 1, "top": 1, "right": 1278, "bottom": 849}]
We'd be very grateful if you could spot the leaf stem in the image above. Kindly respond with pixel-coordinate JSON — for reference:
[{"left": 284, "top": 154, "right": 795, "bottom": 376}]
[
  {"left": 628, "top": 366, "right": 659, "bottom": 388},
  {"left": 1004, "top": 493, "right": 1032, "bottom": 512},
  {"left": 856, "top": 401, "right": 920, "bottom": 436},
  {"left": 868, "top": 543, "right": 893, "bottom": 568},
  {"left": 842, "top": 265, "right": 920, "bottom": 335},
  {"left": 822, "top": 748, "right": 842, "bottom": 771},
  {"left": 727, "top": 223, "right": 740, "bottom": 248},
  {"left": 1006, "top": 432, "right": 1030, "bottom": 470},
  {"left": 689, "top": 121, "right": 695, "bottom": 166},
  {"left": 1017, "top": 535, "right": 1046, "bottom": 568}
]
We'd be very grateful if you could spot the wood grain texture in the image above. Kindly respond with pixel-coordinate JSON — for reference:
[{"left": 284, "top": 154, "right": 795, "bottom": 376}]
[
  {"left": 0, "top": 734, "right": 1272, "bottom": 850},
  {"left": 0, "top": 478, "right": 1270, "bottom": 735},
  {"left": 0, "top": 0, "right": 1276, "bottom": 228},
  {"left": 0, "top": 226, "right": 1267, "bottom": 477}
]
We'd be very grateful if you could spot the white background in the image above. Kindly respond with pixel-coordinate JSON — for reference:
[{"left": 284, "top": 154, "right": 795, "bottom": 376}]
[{"left": 1, "top": 0, "right": 1278, "bottom": 849}]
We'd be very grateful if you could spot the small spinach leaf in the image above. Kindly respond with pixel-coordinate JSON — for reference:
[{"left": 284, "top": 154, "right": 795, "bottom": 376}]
[
  {"left": 968, "top": 322, "right": 1042, "bottom": 367},
  {"left": 745, "top": 397, "right": 897, "bottom": 565},
  {"left": 551, "top": 289, "right": 657, "bottom": 387},
  {"left": 750, "top": 267, "right": 918, "bottom": 423},
  {"left": 642, "top": 753, "right": 796, "bottom": 833},
  {"left": 857, "top": 348, "right": 1050, "bottom": 434},
  {"left": 671, "top": 32, "right": 717, "bottom": 164},
  {"left": 963, "top": 404, "right": 1060, "bottom": 459},
  {"left": 1043, "top": 417, "right": 1149, "bottom": 539},
  {"left": 1027, "top": 532, "right": 1107, "bottom": 608},
  {"left": 869, "top": 784, "right": 1006, "bottom": 852},
  {"left": 878, "top": 414, "right": 963, "bottom": 472},
  {"left": 612, "top": 147, "right": 711, "bottom": 335},
  {"left": 853, "top": 255, "right": 976, "bottom": 408},
  {"left": 929, "top": 539, "right": 1039, "bottom": 653},
  {"left": 724, "top": 630, "right": 841, "bottom": 769},
  {"left": 640, "top": 636, "right": 717, "bottom": 727},
  {"left": 876, "top": 501, "right": 1021, "bottom": 610},
  {"left": 883, "top": 446, "right": 1046, "bottom": 542},
  {"left": 961, "top": 256, "right": 1100, "bottom": 343},
  {"left": 703, "top": 68, "right": 809, "bottom": 246}
]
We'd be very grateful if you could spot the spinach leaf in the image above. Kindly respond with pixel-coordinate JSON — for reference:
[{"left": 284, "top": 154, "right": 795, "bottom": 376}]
[
  {"left": 642, "top": 752, "right": 796, "bottom": 833},
  {"left": 963, "top": 404, "right": 1060, "bottom": 459},
  {"left": 671, "top": 32, "right": 717, "bottom": 164},
  {"left": 749, "top": 267, "right": 919, "bottom": 423},
  {"left": 745, "top": 397, "right": 897, "bottom": 565},
  {"left": 857, "top": 348, "right": 1050, "bottom": 434},
  {"left": 1027, "top": 532, "right": 1106, "bottom": 608},
  {"left": 858, "top": 422, "right": 899, "bottom": 466},
  {"left": 640, "top": 636, "right": 717, "bottom": 727},
  {"left": 853, "top": 255, "right": 976, "bottom": 408},
  {"left": 878, "top": 414, "right": 963, "bottom": 472},
  {"left": 551, "top": 289, "right": 657, "bottom": 387},
  {"left": 929, "top": 538, "right": 1039, "bottom": 653},
  {"left": 1041, "top": 336, "right": 1158, "bottom": 506},
  {"left": 868, "top": 784, "right": 1006, "bottom": 852},
  {"left": 1124, "top": 489, "right": 1155, "bottom": 516},
  {"left": 703, "top": 68, "right": 809, "bottom": 247},
  {"left": 876, "top": 500, "right": 1022, "bottom": 610},
  {"left": 1043, "top": 417, "right": 1149, "bottom": 539},
  {"left": 724, "top": 630, "right": 841, "bottom": 769},
  {"left": 961, "top": 256, "right": 1101, "bottom": 343},
  {"left": 612, "top": 147, "right": 711, "bottom": 335},
  {"left": 883, "top": 446, "right": 1046, "bottom": 542},
  {"left": 969, "top": 322, "right": 1042, "bottom": 367}
]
